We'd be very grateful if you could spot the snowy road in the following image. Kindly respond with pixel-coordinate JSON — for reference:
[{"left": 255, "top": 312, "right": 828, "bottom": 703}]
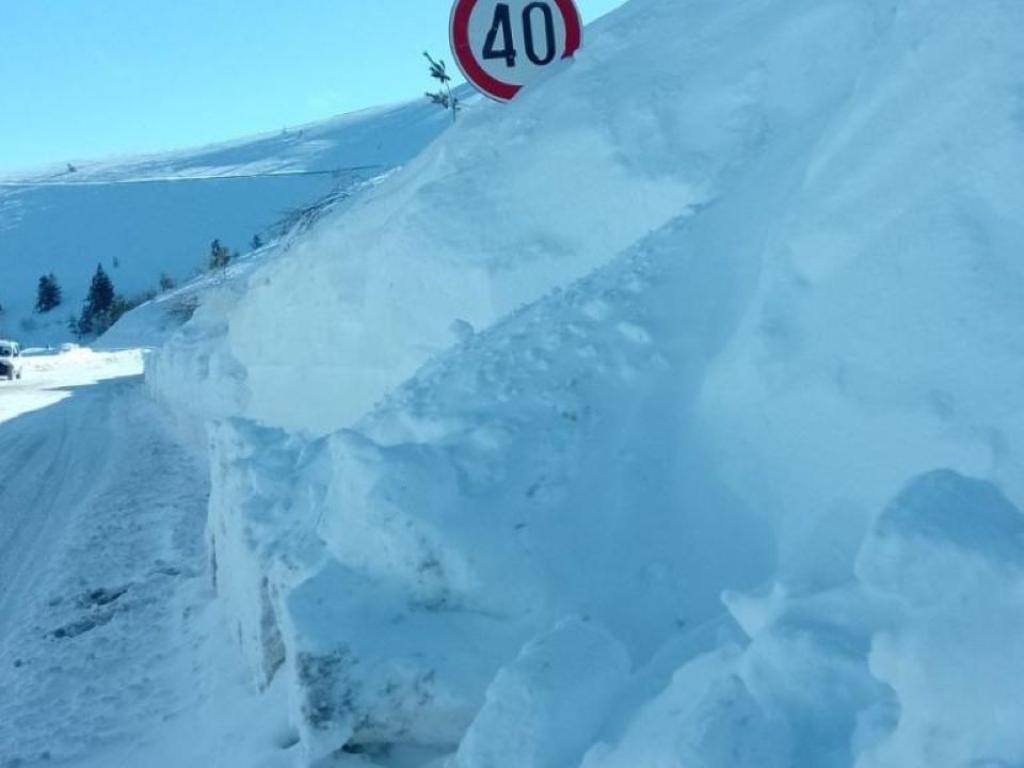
[
  {"left": 0, "top": 348, "right": 144, "bottom": 425},
  {"left": 0, "top": 354, "right": 292, "bottom": 767}
]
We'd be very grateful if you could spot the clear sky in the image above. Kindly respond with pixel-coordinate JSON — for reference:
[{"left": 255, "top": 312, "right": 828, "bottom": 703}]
[{"left": 0, "top": 0, "right": 627, "bottom": 172}]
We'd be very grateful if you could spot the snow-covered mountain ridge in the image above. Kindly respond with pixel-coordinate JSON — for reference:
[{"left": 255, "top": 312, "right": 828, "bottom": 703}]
[
  {"left": 138, "top": 0, "right": 1024, "bottom": 766},
  {"left": 0, "top": 101, "right": 450, "bottom": 347}
]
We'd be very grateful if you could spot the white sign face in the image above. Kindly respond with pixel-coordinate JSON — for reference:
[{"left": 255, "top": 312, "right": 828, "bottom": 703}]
[{"left": 450, "top": 0, "right": 583, "bottom": 102}]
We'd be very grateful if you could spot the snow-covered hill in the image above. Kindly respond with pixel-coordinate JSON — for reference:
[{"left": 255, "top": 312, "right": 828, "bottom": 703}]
[{"left": 0, "top": 101, "right": 451, "bottom": 347}]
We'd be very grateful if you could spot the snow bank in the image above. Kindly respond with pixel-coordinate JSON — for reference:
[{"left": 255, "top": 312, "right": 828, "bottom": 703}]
[
  {"left": 451, "top": 617, "right": 630, "bottom": 768},
  {"left": 155, "top": 0, "right": 1024, "bottom": 764},
  {"left": 155, "top": 0, "right": 886, "bottom": 435},
  {"left": 579, "top": 470, "right": 1024, "bottom": 768},
  {"left": 699, "top": 0, "right": 1024, "bottom": 581},
  {"left": 856, "top": 471, "right": 1024, "bottom": 768},
  {"left": 143, "top": 283, "right": 253, "bottom": 455}
]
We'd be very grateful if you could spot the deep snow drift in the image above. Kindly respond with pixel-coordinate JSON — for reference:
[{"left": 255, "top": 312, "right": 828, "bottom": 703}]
[{"left": 134, "top": 0, "right": 1024, "bottom": 765}]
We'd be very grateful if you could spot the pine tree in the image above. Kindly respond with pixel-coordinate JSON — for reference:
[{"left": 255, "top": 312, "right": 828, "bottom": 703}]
[
  {"left": 208, "top": 239, "right": 232, "bottom": 271},
  {"left": 75, "top": 311, "right": 92, "bottom": 338},
  {"left": 84, "top": 264, "right": 114, "bottom": 320},
  {"left": 76, "top": 263, "right": 115, "bottom": 336},
  {"left": 250, "top": 234, "right": 263, "bottom": 250},
  {"left": 424, "top": 52, "right": 460, "bottom": 122},
  {"left": 159, "top": 272, "right": 176, "bottom": 292},
  {"left": 35, "top": 273, "right": 63, "bottom": 313}
]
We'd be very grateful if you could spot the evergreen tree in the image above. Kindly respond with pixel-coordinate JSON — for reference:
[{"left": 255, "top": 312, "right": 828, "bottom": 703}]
[
  {"left": 424, "top": 52, "right": 460, "bottom": 122},
  {"left": 250, "top": 234, "right": 263, "bottom": 250},
  {"left": 84, "top": 264, "right": 115, "bottom": 320},
  {"left": 35, "top": 273, "right": 63, "bottom": 313},
  {"left": 208, "top": 239, "right": 232, "bottom": 271},
  {"left": 74, "top": 311, "right": 92, "bottom": 338},
  {"left": 77, "top": 263, "right": 115, "bottom": 336},
  {"left": 159, "top": 272, "right": 176, "bottom": 292}
]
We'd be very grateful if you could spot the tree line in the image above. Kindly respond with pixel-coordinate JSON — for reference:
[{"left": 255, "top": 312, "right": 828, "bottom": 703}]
[{"left": 1, "top": 237, "right": 250, "bottom": 340}]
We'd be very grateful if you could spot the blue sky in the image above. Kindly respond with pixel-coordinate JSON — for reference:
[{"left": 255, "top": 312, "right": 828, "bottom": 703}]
[{"left": 0, "top": 0, "right": 626, "bottom": 172}]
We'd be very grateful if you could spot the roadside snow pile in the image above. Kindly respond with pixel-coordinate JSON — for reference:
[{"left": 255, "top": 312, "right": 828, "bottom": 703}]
[
  {"left": 152, "top": 0, "right": 1024, "bottom": 765},
  {"left": 153, "top": 0, "right": 827, "bottom": 434}
]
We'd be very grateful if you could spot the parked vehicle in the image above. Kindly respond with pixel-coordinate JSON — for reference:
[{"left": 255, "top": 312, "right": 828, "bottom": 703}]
[{"left": 0, "top": 340, "right": 24, "bottom": 381}]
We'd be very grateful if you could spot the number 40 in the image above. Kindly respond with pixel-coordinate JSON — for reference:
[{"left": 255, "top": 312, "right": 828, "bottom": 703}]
[{"left": 483, "top": 2, "right": 557, "bottom": 68}]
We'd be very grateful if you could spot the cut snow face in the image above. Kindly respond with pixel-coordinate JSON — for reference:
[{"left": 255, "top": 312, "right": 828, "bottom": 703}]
[{"left": 51, "top": 0, "right": 1024, "bottom": 765}]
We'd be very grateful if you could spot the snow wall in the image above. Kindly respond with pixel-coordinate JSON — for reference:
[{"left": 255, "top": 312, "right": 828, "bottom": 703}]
[{"left": 149, "top": 0, "right": 1024, "bottom": 765}]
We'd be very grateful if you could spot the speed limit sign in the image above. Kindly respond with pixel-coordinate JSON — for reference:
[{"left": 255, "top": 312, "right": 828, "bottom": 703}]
[{"left": 450, "top": 0, "right": 584, "bottom": 102}]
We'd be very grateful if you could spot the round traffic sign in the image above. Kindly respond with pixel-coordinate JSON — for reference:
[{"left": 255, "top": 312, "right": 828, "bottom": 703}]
[{"left": 450, "top": 0, "right": 583, "bottom": 102}]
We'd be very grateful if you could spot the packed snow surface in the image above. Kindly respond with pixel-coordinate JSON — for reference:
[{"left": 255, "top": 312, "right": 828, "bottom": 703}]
[
  {"left": 6, "top": 0, "right": 1024, "bottom": 765},
  {"left": 0, "top": 347, "right": 143, "bottom": 424},
  {"left": 0, "top": 350, "right": 303, "bottom": 767}
]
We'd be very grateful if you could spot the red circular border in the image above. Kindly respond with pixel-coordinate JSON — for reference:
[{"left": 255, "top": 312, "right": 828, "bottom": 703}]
[{"left": 450, "top": 0, "right": 583, "bottom": 103}]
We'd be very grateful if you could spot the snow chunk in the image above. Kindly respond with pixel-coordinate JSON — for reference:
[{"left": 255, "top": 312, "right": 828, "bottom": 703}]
[
  {"left": 451, "top": 617, "right": 630, "bottom": 768},
  {"left": 856, "top": 470, "right": 1024, "bottom": 767},
  {"left": 581, "top": 646, "right": 788, "bottom": 768},
  {"left": 867, "top": 469, "right": 1024, "bottom": 576},
  {"left": 282, "top": 561, "right": 510, "bottom": 762}
]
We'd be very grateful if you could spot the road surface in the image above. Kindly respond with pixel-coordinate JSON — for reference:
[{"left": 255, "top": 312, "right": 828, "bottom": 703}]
[{"left": 0, "top": 351, "right": 292, "bottom": 767}]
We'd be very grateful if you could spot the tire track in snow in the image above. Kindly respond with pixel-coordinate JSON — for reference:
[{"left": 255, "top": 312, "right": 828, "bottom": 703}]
[{"left": 0, "top": 377, "right": 214, "bottom": 766}]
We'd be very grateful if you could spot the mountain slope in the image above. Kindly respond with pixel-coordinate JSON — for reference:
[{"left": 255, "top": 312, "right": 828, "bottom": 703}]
[{"left": 0, "top": 101, "right": 450, "bottom": 347}]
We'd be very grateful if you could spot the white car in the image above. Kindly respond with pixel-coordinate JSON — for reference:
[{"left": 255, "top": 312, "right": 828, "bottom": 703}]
[{"left": 0, "top": 340, "right": 24, "bottom": 381}]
